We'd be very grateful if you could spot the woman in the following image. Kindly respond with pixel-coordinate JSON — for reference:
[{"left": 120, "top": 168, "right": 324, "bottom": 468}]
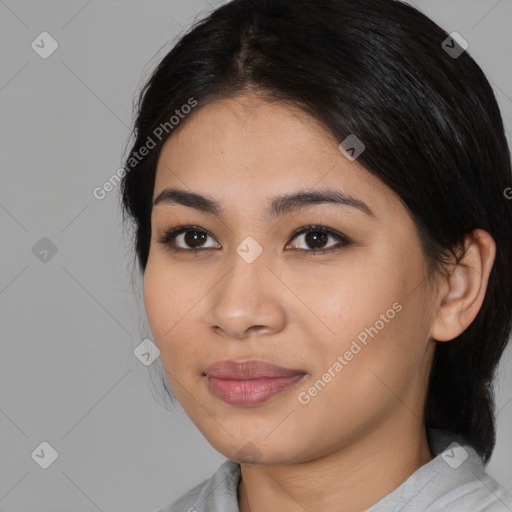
[{"left": 120, "top": 0, "right": 512, "bottom": 510}]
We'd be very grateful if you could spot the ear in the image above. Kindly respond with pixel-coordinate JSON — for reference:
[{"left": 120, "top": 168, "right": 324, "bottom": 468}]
[{"left": 430, "top": 229, "right": 496, "bottom": 342}]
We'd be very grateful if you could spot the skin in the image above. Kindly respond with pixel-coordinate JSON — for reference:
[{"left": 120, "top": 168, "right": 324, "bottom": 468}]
[{"left": 143, "top": 91, "right": 496, "bottom": 512}]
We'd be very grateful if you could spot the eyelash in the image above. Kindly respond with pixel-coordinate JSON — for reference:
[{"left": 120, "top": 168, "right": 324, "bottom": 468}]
[{"left": 156, "top": 224, "right": 351, "bottom": 256}]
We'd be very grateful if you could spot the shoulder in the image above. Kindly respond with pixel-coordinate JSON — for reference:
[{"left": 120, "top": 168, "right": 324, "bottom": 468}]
[
  {"left": 423, "top": 430, "right": 512, "bottom": 512},
  {"left": 424, "top": 469, "right": 512, "bottom": 512},
  {"left": 368, "top": 429, "right": 512, "bottom": 512},
  {"left": 155, "top": 459, "right": 241, "bottom": 512}
]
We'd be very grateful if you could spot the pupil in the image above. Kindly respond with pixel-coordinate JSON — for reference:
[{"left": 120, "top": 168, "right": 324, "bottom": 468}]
[
  {"left": 185, "top": 230, "right": 206, "bottom": 247},
  {"left": 305, "top": 231, "right": 327, "bottom": 249}
]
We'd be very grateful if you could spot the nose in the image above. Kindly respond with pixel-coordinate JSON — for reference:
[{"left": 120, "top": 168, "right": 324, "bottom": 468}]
[{"left": 204, "top": 249, "right": 287, "bottom": 341}]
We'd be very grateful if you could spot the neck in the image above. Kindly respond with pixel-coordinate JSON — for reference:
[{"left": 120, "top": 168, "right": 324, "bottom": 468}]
[{"left": 237, "top": 420, "right": 433, "bottom": 512}]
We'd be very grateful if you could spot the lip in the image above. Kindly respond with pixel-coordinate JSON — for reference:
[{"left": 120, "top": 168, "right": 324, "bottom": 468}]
[
  {"left": 204, "top": 359, "right": 306, "bottom": 379},
  {"left": 204, "top": 360, "right": 307, "bottom": 406}
]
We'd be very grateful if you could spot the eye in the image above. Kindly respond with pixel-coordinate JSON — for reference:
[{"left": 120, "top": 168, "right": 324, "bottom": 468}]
[
  {"left": 156, "top": 225, "right": 220, "bottom": 251},
  {"left": 286, "top": 225, "right": 351, "bottom": 255},
  {"left": 156, "top": 224, "right": 351, "bottom": 255}
]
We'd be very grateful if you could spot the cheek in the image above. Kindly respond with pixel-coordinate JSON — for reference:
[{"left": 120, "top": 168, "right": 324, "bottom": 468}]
[
  {"left": 285, "top": 250, "right": 394, "bottom": 343},
  {"left": 291, "top": 246, "right": 429, "bottom": 385},
  {"left": 318, "top": 286, "right": 431, "bottom": 413},
  {"left": 143, "top": 259, "right": 185, "bottom": 349},
  {"left": 143, "top": 258, "right": 205, "bottom": 378},
  {"left": 143, "top": 254, "right": 196, "bottom": 334},
  {"left": 143, "top": 263, "right": 168, "bottom": 339}
]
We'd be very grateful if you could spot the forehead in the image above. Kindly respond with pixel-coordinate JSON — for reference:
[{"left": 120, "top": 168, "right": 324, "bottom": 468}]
[
  {"left": 159, "top": 93, "right": 337, "bottom": 164},
  {"left": 154, "top": 93, "right": 399, "bottom": 217}
]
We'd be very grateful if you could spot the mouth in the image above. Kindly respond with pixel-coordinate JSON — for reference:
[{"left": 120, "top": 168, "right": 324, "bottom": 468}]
[{"left": 203, "top": 359, "right": 307, "bottom": 406}]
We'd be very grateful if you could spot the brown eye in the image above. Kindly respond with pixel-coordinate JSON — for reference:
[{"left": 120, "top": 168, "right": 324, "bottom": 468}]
[
  {"left": 157, "top": 224, "right": 350, "bottom": 255},
  {"left": 286, "top": 226, "right": 350, "bottom": 254},
  {"left": 156, "top": 226, "right": 220, "bottom": 251},
  {"left": 304, "top": 230, "right": 329, "bottom": 249},
  {"left": 183, "top": 229, "right": 208, "bottom": 248}
]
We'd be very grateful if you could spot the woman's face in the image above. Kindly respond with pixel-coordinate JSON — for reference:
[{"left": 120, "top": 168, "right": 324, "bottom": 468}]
[{"left": 143, "top": 92, "right": 438, "bottom": 464}]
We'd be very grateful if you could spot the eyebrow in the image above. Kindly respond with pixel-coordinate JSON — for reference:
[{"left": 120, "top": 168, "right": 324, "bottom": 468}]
[{"left": 152, "top": 187, "right": 375, "bottom": 218}]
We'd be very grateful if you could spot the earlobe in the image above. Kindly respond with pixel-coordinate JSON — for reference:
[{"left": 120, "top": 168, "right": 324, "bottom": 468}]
[{"left": 430, "top": 229, "right": 496, "bottom": 342}]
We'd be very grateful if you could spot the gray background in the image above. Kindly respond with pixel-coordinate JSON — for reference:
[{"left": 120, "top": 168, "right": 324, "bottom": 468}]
[{"left": 0, "top": 1, "right": 511, "bottom": 511}]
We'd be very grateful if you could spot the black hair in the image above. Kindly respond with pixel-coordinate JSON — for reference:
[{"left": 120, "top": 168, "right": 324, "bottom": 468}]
[{"left": 119, "top": 0, "right": 512, "bottom": 463}]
